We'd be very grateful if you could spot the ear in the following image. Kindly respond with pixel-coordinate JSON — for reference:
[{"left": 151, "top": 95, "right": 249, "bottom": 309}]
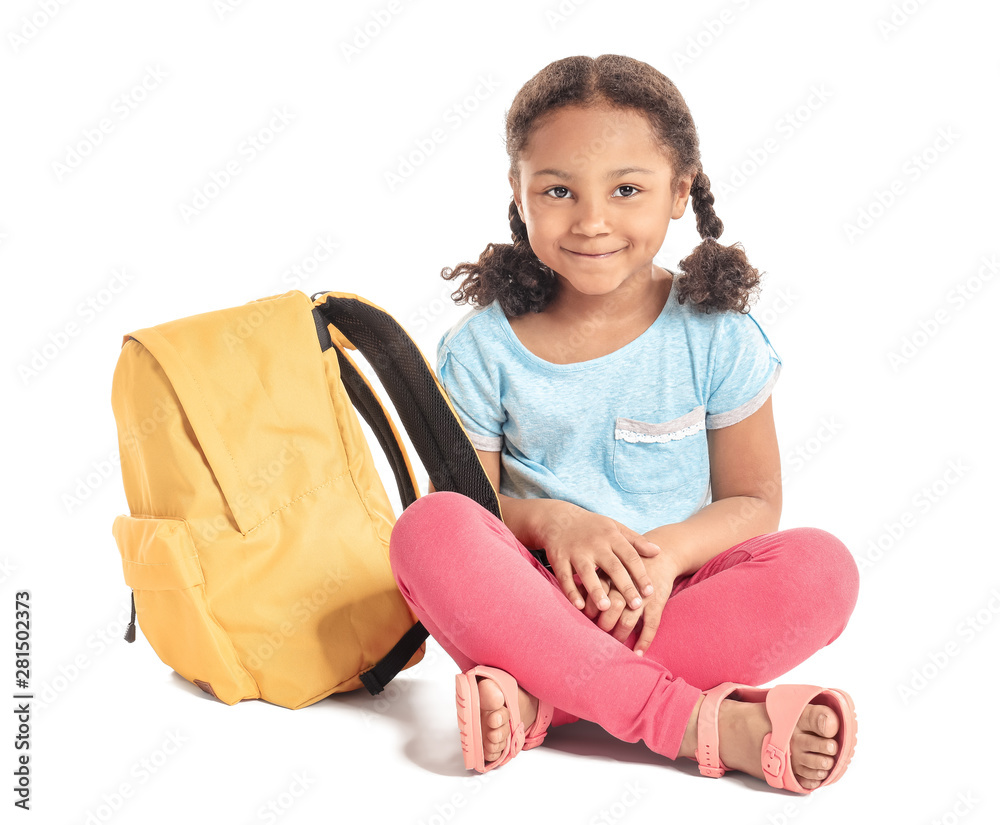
[
  {"left": 509, "top": 174, "right": 525, "bottom": 221},
  {"left": 671, "top": 174, "right": 694, "bottom": 220}
]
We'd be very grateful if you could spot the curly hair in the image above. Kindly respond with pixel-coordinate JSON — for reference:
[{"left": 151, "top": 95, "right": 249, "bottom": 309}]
[{"left": 442, "top": 54, "right": 761, "bottom": 316}]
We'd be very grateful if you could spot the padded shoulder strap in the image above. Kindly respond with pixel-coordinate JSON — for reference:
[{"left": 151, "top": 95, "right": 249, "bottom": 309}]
[{"left": 313, "top": 293, "right": 501, "bottom": 519}]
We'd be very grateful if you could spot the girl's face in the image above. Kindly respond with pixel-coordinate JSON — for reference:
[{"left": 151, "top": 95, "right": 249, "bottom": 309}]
[{"left": 510, "top": 104, "right": 691, "bottom": 300}]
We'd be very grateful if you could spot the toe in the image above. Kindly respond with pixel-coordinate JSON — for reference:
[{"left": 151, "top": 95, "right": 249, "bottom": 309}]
[
  {"left": 798, "top": 751, "right": 835, "bottom": 773},
  {"left": 478, "top": 678, "right": 507, "bottom": 714},
  {"left": 485, "top": 724, "right": 509, "bottom": 745},
  {"left": 795, "top": 759, "right": 832, "bottom": 787},
  {"left": 485, "top": 708, "right": 508, "bottom": 730},
  {"left": 801, "top": 703, "right": 840, "bottom": 739},
  {"left": 797, "top": 732, "right": 838, "bottom": 758}
]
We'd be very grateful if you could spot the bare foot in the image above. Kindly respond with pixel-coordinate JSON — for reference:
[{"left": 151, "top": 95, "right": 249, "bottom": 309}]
[
  {"left": 680, "top": 695, "right": 841, "bottom": 791},
  {"left": 477, "top": 676, "right": 539, "bottom": 764}
]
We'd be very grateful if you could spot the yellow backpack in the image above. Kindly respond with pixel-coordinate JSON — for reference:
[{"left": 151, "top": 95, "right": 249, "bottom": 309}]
[{"left": 110, "top": 290, "right": 498, "bottom": 709}]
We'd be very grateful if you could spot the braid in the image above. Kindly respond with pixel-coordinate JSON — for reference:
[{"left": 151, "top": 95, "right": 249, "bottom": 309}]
[
  {"left": 675, "top": 171, "right": 761, "bottom": 314},
  {"left": 441, "top": 200, "right": 556, "bottom": 316},
  {"left": 443, "top": 54, "right": 763, "bottom": 317},
  {"left": 689, "top": 171, "right": 724, "bottom": 239}
]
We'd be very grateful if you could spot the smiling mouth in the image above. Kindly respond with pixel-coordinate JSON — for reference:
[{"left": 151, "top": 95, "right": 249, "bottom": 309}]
[{"left": 565, "top": 247, "right": 625, "bottom": 258}]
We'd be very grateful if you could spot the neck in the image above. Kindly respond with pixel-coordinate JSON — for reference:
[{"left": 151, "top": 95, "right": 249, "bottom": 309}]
[{"left": 546, "top": 265, "right": 672, "bottom": 330}]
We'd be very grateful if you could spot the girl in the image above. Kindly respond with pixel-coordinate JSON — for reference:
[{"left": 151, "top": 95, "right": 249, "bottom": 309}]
[{"left": 389, "top": 54, "right": 859, "bottom": 793}]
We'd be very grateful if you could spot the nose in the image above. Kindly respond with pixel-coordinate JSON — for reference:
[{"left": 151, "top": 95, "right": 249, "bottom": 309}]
[{"left": 571, "top": 196, "right": 611, "bottom": 236}]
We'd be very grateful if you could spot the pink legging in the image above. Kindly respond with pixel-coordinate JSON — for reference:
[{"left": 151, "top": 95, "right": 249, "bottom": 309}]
[{"left": 389, "top": 491, "right": 859, "bottom": 761}]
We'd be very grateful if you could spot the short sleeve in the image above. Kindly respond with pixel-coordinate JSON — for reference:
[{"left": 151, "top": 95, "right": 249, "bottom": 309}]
[
  {"left": 705, "top": 310, "right": 782, "bottom": 429},
  {"left": 436, "top": 340, "right": 505, "bottom": 452}
]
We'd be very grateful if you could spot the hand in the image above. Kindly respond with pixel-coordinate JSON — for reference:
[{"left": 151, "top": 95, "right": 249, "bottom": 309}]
[
  {"left": 583, "top": 549, "right": 683, "bottom": 656},
  {"left": 537, "top": 500, "right": 661, "bottom": 612},
  {"left": 583, "top": 571, "right": 640, "bottom": 641}
]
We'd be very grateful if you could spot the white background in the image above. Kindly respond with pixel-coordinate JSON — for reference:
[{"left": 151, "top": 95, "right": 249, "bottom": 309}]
[{"left": 3, "top": 0, "right": 999, "bottom": 823}]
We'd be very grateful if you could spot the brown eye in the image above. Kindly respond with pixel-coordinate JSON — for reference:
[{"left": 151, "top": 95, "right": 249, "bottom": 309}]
[{"left": 614, "top": 185, "right": 639, "bottom": 198}]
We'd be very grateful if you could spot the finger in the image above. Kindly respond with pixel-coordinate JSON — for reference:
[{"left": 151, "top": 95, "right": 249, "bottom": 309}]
[
  {"left": 610, "top": 606, "right": 642, "bottom": 643},
  {"left": 601, "top": 552, "right": 645, "bottom": 610},
  {"left": 583, "top": 577, "right": 612, "bottom": 620},
  {"left": 634, "top": 597, "right": 665, "bottom": 656},
  {"left": 609, "top": 538, "right": 656, "bottom": 600},
  {"left": 618, "top": 524, "right": 661, "bottom": 558},
  {"left": 634, "top": 537, "right": 661, "bottom": 558},
  {"left": 553, "top": 561, "right": 586, "bottom": 610},
  {"left": 577, "top": 565, "right": 611, "bottom": 612},
  {"left": 596, "top": 590, "right": 627, "bottom": 633}
]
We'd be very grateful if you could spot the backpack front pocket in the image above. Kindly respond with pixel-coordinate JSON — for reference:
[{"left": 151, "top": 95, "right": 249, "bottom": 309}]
[
  {"left": 612, "top": 406, "right": 708, "bottom": 494},
  {"left": 111, "top": 515, "right": 258, "bottom": 704}
]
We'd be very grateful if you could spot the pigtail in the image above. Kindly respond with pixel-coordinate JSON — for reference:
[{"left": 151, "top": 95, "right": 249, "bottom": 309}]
[
  {"left": 442, "top": 200, "right": 556, "bottom": 316},
  {"left": 675, "top": 171, "right": 761, "bottom": 314},
  {"left": 445, "top": 55, "right": 763, "bottom": 318}
]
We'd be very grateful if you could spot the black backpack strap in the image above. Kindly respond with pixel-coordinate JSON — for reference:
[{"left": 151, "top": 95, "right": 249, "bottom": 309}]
[
  {"left": 312, "top": 295, "right": 501, "bottom": 694},
  {"left": 312, "top": 297, "right": 500, "bottom": 518},
  {"left": 358, "top": 622, "right": 429, "bottom": 696},
  {"left": 331, "top": 342, "right": 420, "bottom": 512},
  {"left": 314, "top": 303, "right": 415, "bottom": 505}
]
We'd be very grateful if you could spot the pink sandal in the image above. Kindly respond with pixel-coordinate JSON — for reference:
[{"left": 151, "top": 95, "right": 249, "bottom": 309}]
[
  {"left": 696, "top": 682, "right": 857, "bottom": 793},
  {"left": 455, "top": 665, "right": 554, "bottom": 773}
]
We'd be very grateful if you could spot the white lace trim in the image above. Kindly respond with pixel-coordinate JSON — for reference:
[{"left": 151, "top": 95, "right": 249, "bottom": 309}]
[{"left": 614, "top": 421, "right": 705, "bottom": 444}]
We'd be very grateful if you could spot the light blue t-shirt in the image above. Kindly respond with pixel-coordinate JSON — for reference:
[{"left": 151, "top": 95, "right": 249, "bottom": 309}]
[{"left": 436, "top": 279, "right": 782, "bottom": 534}]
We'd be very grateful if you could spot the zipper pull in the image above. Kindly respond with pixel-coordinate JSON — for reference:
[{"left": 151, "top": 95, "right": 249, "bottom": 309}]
[{"left": 124, "top": 591, "right": 136, "bottom": 643}]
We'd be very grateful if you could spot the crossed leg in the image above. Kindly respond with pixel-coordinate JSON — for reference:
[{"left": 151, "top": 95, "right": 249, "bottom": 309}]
[{"left": 389, "top": 492, "right": 859, "bottom": 789}]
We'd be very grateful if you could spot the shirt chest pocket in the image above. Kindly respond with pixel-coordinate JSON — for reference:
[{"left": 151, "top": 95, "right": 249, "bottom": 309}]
[{"left": 612, "top": 406, "right": 708, "bottom": 494}]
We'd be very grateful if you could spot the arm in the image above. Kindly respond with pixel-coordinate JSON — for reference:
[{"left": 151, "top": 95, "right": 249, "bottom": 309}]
[
  {"left": 645, "top": 395, "right": 782, "bottom": 576},
  {"left": 450, "top": 398, "right": 781, "bottom": 562},
  {"left": 470, "top": 449, "right": 661, "bottom": 611},
  {"left": 624, "top": 396, "right": 781, "bottom": 654}
]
